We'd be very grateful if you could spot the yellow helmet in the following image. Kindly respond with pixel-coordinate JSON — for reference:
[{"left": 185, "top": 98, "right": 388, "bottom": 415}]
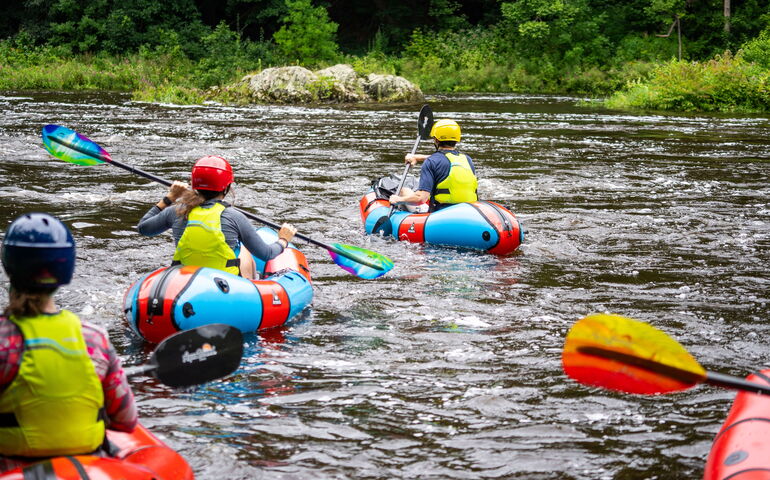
[{"left": 430, "top": 119, "right": 461, "bottom": 142}]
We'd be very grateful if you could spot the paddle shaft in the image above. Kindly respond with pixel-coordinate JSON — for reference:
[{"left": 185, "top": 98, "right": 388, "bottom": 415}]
[
  {"left": 707, "top": 371, "right": 770, "bottom": 396},
  {"left": 47, "top": 135, "right": 370, "bottom": 263},
  {"left": 386, "top": 133, "right": 421, "bottom": 216},
  {"left": 124, "top": 364, "right": 156, "bottom": 377}
]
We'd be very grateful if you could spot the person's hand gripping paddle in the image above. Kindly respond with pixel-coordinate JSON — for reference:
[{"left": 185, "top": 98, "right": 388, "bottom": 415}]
[
  {"left": 373, "top": 105, "right": 434, "bottom": 236},
  {"left": 42, "top": 124, "right": 394, "bottom": 279}
]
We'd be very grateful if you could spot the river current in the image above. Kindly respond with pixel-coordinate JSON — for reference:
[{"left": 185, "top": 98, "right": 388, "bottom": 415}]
[{"left": 1, "top": 91, "right": 769, "bottom": 479}]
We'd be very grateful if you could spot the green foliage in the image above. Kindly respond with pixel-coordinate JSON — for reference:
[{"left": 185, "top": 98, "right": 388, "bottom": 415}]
[
  {"left": 612, "top": 33, "right": 679, "bottom": 65},
  {"left": 194, "top": 21, "right": 270, "bottom": 88},
  {"left": 740, "top": 26, "right": 770, "bottom": 69},
  {"left": 499, "top": 0, "right": 610, "bottom": 68},
  {"left": 2, "top": 0, "right": 770, "bottom": 110},
  {"left": 132, "top": 82, "right": 206, "bottom": 104},
  {"left": 306, "top": 75, "right": 336, "bottom": 100},
  {"left": 606, "top": 53, "right": 770, "bottom": 112},
  {"left": 348, "top": 51, "right": 400, "bottom": 76},
  {"left": 0, "top": 32, "right": 70, "bottom": 67},
  {"left": 273, "top": 0, "right": 339, "bottom": 67},
  {"left": 644, "top": 0, "right": 686, "bottom": 20},
  {"left": 0, "top": 47, "right": 169, "bottom": 90},
  {"left": 402, "top": 26, "right": 503, "bottom": 91},
  {"left": 44, "top": 0, "right": 209, "bottom": 56},
  {"left": 428, "top": 0, "right": 465, "bottom": 31}
]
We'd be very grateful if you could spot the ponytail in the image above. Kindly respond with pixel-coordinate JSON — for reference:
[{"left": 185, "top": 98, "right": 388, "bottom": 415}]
[
  {"left": 3, "top": 289, "right": 55, "bottom": 318},
  {"left": 176, "top": 189, "right": 225, "bottom": 219}
]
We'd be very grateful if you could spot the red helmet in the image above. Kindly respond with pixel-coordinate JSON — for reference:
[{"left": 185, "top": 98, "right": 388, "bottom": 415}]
[{"left": 191, "top": 156, "right": 234, "bottom": 191}]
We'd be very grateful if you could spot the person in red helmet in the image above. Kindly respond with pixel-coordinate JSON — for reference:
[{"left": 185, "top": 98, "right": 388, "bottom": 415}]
[
  {"left": 0, "top": 213, "right": 137, "bottom": 472},
  {"left": 137, "top": 156, "right": 296, "bottom": 280}
]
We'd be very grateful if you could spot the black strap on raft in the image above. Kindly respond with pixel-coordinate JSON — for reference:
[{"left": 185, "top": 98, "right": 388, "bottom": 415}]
[
  {"left": 22, "top": 460, "right": 56, "bottom": 480},
  {"left": 148, "top": 266, "right": 180, "bottom": 317},
  {"left": 65, "top": 457, "right": 90, "bottom": 480},
  {"left": 22, "top": 458, "right": 90, "bottom": 480}
]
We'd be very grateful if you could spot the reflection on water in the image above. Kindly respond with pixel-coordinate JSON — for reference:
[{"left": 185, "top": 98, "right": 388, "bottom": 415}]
[{"left": 0, "top": 91, "right": 769, "bottom": 479}]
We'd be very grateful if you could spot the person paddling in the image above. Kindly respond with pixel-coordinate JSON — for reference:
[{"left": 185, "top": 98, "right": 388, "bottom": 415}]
[
  {"left": 0, "top": 213, "right": 138, "bottom": 472},
  {"left": 388, "top": 119, "right": 478, "bottom": 212},
  {"left": 137, "top": 156, "right": 296, "bottom": 280}
]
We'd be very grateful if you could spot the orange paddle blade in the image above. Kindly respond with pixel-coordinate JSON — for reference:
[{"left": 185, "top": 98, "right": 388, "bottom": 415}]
[{"left": 562, "top": 314, "right": 707, "bottom": 394}]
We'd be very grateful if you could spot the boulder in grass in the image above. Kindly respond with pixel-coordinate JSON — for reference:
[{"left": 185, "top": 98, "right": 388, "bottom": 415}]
[
  {"left": 315, "top": 64, "right": 368, "bottom": 102},
  {"left": 242, "top": 64, "right": 423, "bottom": 104},
  {"left": 364, "top": 73, "right": 424, "bottom": 103},
  {"left": 248, "top": 66, "right": 319, "bottom": 103}
]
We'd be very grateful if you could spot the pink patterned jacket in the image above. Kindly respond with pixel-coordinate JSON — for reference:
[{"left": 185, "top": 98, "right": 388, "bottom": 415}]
[{"left": 0, "top": 314, "right": 138, "bottom": 471}]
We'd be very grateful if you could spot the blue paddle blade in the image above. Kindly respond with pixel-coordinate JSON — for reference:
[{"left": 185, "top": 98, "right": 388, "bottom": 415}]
[
  {"left": 42, "top": 124, "right": 110, "bottom": 166},
  {"left": 327, "top": 243, "right": 394, "bottom": 279}
]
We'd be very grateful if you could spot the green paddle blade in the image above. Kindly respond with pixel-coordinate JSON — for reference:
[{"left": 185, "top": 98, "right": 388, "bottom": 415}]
[
  {"left": 562, "top": 313, "right": 706, "bottom": 394},
  {"left": 327, "top": 243, "right": 394, "bottom": 279},
  {"left": 42, "top": 124, "right": 109, "bottom": 166}
]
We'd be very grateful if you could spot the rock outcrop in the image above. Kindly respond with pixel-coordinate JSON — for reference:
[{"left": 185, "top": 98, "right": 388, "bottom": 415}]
[{"left": 233, "top": 64, "right": 422, "bottom": 104}]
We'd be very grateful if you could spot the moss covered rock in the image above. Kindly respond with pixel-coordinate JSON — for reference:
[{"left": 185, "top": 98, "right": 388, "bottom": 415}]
[{"left": 239, "top": 64, "right": 422, "bottom": 104}]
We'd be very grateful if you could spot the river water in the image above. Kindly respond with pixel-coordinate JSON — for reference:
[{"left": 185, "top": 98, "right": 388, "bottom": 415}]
[{"left": 1, "top": 91, "right": 769, "bottom": 479}]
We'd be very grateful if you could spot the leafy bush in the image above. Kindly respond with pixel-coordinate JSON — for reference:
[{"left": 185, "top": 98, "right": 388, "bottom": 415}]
[
  {"left": 401, "top": 26, "right": 505, "bottom": 92},
  {"left": 612, "top": 34, "right": 679, "bottom": 65},
  {"left": 606, "top": 52, "right": 770, "bottom": 112},
  {"left": 348, "top": 51, "right": 400, "bottom": 76},
  {"left": 194, "top": 22, "right": 269, "bottom": 88},
  {"left": 0, "top": 33, "right": 70, "bottom": 67},
  {"left": 273, "top": 0, "right": 339, "bottom": 67},
  {"left": 132, "top": 82, "right": 206, "bottom": 104},
  {"left": 740, "top": 28, "right": 770, "bottom": 69}
]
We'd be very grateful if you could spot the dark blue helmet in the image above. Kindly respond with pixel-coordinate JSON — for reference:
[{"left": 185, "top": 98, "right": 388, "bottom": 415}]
[{"left": 1, "top": 213, "right": 76, "bottom": 290}]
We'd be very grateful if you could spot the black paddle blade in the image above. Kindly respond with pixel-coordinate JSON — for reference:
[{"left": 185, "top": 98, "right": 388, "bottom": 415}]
[
  {"left": 372, "top": 215, "right": 393, "bottom": 236},
  {"left": 418, "top": 105, "right": 434, "bottom": 140},
  {"left": 372, "top": 106, "right": 432, "bottom": 236},
  {"left": 151, "top": 324, "right": 244, "bottom": 388}
]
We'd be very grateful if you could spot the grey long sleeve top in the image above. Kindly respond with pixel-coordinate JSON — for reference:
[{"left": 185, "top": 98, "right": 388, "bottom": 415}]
[{"left": 137, "top": 200, "right": 284, "bottom": 261}]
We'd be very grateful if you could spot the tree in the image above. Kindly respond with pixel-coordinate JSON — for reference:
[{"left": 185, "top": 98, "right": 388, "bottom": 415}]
[
  {"left": 499, "top": 0, "right": 609, "bottom": 67},
  {"left": 273, "top": 0, "right": 338, "bottom": 66}
]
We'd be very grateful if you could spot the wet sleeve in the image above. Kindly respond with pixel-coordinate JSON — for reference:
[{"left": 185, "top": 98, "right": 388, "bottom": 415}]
[
  {"left": 0, "top": 319, "right": 22, "bottom": 395},
  {"left": 231, "top": 210, "right": 284, "bottom": 261},
  {"left": 417, "top": 157, "right": 438, "bottom": 193},
  {"left": 137, "top": 205, "right": 177, "bottom": 237},
  {"left": 84, "top": 324, "right": 138, "bottom": 433}
]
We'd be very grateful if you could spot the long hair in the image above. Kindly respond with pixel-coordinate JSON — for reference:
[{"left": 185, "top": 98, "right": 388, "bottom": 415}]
[
  {"left": 3, "top": 288, "right": 55, "bottom": 318},
  {"left": 176, "top": 187, "right": 230, "bottom": 218}
]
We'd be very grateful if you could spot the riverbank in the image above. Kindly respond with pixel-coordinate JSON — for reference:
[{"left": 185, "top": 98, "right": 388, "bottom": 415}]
[{"left": 3, "top": 39, "right": 770, "bottom": 112}]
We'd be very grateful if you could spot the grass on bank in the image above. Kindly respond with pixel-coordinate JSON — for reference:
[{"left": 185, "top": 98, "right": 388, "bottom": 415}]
[{"left": 3, "top": 35, "right": 770, "bottom": 113}]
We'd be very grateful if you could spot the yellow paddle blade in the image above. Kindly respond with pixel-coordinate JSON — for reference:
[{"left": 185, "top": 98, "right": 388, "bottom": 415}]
[{"left": 562, "top": 313, "right": 707, "bottom": 394}]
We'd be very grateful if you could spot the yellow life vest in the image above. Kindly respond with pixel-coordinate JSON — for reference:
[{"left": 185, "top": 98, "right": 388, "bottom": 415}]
[
  {"left": 0, "top": 310, "right": 105, "bottom": 457},
  {"left": 173, "top": 202, "right": 240, "bottom": 276},
  {"left": 434, "top": 152, "right": 478, "bottom": 205}
]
